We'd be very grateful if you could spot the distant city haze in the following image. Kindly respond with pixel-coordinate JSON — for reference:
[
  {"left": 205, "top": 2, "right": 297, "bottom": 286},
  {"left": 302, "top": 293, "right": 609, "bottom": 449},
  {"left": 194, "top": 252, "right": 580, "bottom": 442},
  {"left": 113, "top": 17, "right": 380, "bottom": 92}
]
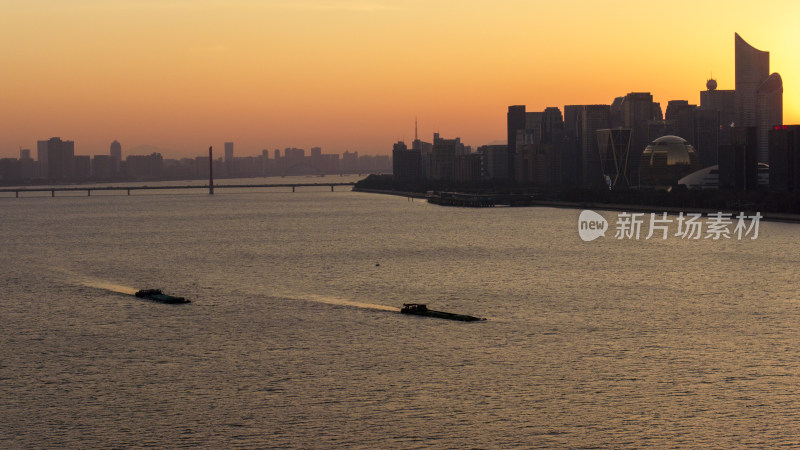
[{"left": 2, "top": 0, "right": 799, "bottom": 158}]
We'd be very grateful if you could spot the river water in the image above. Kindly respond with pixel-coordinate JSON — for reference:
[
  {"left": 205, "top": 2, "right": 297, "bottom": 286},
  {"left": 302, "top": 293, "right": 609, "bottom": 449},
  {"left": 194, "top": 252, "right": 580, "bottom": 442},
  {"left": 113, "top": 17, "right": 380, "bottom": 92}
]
[{"left": 2, "top": 179, "right": 800, "bottom": 448}]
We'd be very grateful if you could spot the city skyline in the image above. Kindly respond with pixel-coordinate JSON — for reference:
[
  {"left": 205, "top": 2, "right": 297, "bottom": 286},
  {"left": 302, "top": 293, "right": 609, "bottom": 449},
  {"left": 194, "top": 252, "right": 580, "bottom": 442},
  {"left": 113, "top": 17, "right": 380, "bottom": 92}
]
[{"left": 2, "top": 0, "right": 799, "bottom": 158}]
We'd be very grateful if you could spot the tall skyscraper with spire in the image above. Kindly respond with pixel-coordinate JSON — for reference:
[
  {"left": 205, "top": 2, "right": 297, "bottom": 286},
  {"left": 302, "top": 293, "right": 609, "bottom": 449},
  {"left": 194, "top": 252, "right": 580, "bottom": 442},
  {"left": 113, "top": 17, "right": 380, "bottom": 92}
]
[{"left": 734, "top": 33, "right": 783, "bottom": 163}]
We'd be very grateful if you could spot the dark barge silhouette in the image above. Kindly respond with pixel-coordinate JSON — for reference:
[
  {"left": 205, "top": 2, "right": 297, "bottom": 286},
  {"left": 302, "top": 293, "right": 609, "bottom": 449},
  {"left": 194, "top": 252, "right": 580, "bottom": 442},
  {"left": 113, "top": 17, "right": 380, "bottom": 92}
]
[
  {"left": 400, "top": 303, "right": 484, "bottom": 322},
  {"left": 135, "top": 289, "right": 190, "bottom": 304}
]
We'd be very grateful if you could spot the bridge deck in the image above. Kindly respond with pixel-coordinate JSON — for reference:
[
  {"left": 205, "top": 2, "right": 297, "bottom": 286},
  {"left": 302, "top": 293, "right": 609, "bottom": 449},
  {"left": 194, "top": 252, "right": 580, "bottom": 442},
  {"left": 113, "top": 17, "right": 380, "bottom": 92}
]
[{"left": 0, "top": 182, "right": 356, "bottom": 197}]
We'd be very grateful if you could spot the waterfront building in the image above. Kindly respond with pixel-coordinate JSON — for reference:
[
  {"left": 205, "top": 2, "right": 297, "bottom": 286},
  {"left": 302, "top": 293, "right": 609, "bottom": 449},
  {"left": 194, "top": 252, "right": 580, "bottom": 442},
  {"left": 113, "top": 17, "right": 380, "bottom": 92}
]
[
  {"left": 622, "top": 92, "right": 661, "bottom": 178},
  {"left": 224, "top": 142, "right": 234, "bottom": 162},
  {"left": 665, "top": 100, "right": 697, "bottom": 143},
  {"left": 454, "top": 153, "right": 482, "bottom": 184},
  {"left": 581, "top": 105, "right": 611, "bottom": 187},
  {"left": 542, "top": 107, "right": 564, "bottom": 144},
  {"left": 756, "top": 73, "right": 784, "bottom": 163},
  {"left": 392, "top": 141, "right": 422, "bottom": 182},
  {"left": 515, "top": 142, "right": 561, "bottom": 186},
  {"left": 284, "top": 148, "right": 304, "bottom": 160},
  {"left": 74, "top": 155, "right": 91, "bottom": 179},
  {"left": 610, "top": 97, "right": 625, "bottom": 128},
  {"left": 735, "top": 33, "right": 783, "bottom": 163},
  {"left": 678, "top": 163, "right": 769, "bottom": 189},
  {"left": 596, "top": 128, "right": 632, "bottom": 188},
  {"left": 477, "top": 145, "right": 508, "bottom": 181},
  {"left": 507, "top": 105, "right": 526, "bottom": 182},
  {"left": 430, "top": 133, "right": 463, "bottom": 182},
  {"left": 110, "top": 140, "right": 122, "bottom": 175},
  {"left": 719, "top": 126, "right": 758, "bottom": 190},
  {"left": 639, "top": 135, "right": 700, "bottom": 187},
  {"left": 341, "top": 150, "right": 359, "bottom": 173},
  {"left": 562, "top": 105, "right": 584, "bottom": 184},
  {"left": 224, "top": 142, "right": 234, "bottom": 175},
  {"left": 0, "top": 158, "right": 21, "bottom": 182},
  {"left": 37, "top": 140, "right": 48, "bottom": 177},
  {"left": 700, "top": 78, "right": 735, "bottom": 145},
  {"left": 768, "top": 125, "right": 800, "bottom": 192},
  {"left": 693, "top": 108, "right": 722, "bottom": 168},
  {"left": 735, "top": 33, "right": 769, "bottom": 128},
  {"left": 16, "top": 148, "right": 36, "bottom": 179},
  {"left": 46, "top": 137, "right": 75, "bottom": 180},
  {"left": 126, "top": 153, "right": 164, "bottom": 179},
  {"left": 647, "top": 119, "right": 667, "bottom": 143},
  {"left": 521, "top": 112, "right": 544, "bottom": 147},
  {"left": 18, "top": 150, "right": 37, "bottom": 180},
  {"left": 92, "top": 155, "right": 114, "bottom": 179}
]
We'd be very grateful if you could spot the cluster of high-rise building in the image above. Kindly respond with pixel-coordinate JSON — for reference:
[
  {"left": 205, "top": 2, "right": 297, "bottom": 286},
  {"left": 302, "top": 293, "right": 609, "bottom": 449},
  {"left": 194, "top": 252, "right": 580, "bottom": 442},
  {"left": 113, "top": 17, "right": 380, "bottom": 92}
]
[
  {"left": 393, "top": 33, "right": 798, "bottom": 193},
  {"left": 0, "top": 140, "right": 391, "bottom": 184}
]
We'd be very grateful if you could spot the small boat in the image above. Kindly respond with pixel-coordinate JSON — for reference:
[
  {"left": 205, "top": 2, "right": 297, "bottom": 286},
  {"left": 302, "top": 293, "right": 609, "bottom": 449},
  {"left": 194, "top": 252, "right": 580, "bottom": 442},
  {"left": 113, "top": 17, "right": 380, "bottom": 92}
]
[
  {"left": 134, "top": 289, "right": 190, "bottom": 304},
  {"left": 400, "top": 303, "right": 484, "bottom": 322}
]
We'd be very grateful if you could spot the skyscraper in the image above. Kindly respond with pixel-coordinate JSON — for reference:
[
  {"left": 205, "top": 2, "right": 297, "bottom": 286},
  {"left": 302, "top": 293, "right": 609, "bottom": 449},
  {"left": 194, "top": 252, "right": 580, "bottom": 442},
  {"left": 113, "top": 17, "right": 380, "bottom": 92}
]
[
  {"left": 719, "top": 126, "right": 758, "bottom": 191},
  {"left": 110, "top": 140, "right": 122, "bottom": 175},
  {"left": 622, "top": 92, "right": 660, "bottom": 178},
  {"left": 699, "top": 77, "right": 736, "bottom": 167},
  {"left": 664, "top": 100, "right": 697, "bottom": 144},
  {"left": 562, "top": 105, "right": 584, "bottom": 185},
  {"left": 507, "top": 105, "right": 526, "bottom": 182},
  {"left": 477, "top": 145, "right": 508, "bottom": 181},
  {"left": 37, "top": 140, "right": 48, "bottom": 176},
  {"left": 693, "top": 108, "right": 721, "bottom": 168},
  {"left": 700, "top": 78, "right": 735, "bottom": 143},
  {"left": 46, "top": 137, "right": 75, "bottom": 180},
  {"left": 756, "top": 73, "right": 784, "bottom": 162},
  {"left": 523, "top": 112, "right": 544, "bottom": 145},
  {"left": 734, "top": 33, "right": 782, "bottom": 163},
  {"left": 224, "top": 142, "right": 234, "bottom": 162},
  {"left": 541, "top": 107, "right": 564, "bottom": 144},
  {"left": 581, "top": 105, "right": 611, "bottom": 186},
  {"left": 392, "top": 141, "right": 422, "bottom": 183},
  {"left": 224, "top": 142, "right": 234, "bottom": 175},
  {"left": 430, "top": 133, "right": 462, "bottom": 181},
  {"left": 768, "top": 125, "right": 800, "bottom": 192},
  {"left": 734, "top": 33, "right": 769, "bottom": 128}
]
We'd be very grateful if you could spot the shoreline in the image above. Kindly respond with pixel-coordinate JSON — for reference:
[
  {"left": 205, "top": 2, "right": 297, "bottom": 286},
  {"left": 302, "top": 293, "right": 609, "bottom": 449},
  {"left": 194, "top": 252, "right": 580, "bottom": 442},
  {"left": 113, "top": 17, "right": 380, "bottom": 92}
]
[{"left": 353, "top": 187, "right": 800, "bottom": 223}]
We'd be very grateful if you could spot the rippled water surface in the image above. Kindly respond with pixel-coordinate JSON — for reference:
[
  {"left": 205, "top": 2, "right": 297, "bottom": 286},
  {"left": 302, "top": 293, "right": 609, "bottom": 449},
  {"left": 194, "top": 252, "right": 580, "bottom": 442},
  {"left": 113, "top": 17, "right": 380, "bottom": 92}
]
[{"left": 2, "top": 185, "right": 800, "bottom": 447}]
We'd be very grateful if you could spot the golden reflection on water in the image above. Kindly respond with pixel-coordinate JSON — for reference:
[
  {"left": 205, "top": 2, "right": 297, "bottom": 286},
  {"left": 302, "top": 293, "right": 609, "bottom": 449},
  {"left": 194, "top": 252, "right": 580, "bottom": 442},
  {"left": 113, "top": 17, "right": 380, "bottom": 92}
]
[
  {"left": 53, "top": 268, "right": 139, "bottom": 296},
  {"left": 286, "top": 293, "right": 400, "bottom": 312}
]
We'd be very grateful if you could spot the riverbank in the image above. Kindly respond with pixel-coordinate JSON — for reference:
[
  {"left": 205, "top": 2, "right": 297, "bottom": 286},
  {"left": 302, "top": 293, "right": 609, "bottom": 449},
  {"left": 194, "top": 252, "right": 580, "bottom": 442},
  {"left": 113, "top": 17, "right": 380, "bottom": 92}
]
[
  {"left": 352, "top": 187, "right": 426, "bottom": 199},
  {"left": 353, "top": 174, "right": 800, "bottom": 222},
  {"left": 353, "top": 186, "right": 800, "bottom": 223},
  {"left": 526, "top": 199, "right": 800, "bottom": 223}
]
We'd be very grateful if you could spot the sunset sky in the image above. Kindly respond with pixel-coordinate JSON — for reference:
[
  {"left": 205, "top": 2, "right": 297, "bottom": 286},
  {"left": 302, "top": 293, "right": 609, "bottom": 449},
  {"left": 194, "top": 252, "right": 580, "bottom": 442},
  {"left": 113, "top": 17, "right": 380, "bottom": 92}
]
[{"left": 1, "top": 0, "right": 799, "bottom": 158}]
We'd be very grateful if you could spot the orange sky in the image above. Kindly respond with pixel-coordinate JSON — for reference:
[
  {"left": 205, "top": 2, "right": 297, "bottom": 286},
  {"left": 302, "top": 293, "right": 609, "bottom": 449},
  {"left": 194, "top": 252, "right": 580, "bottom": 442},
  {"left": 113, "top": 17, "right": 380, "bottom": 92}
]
[{"left": 1, "top": 0, "right": 799, "bottom": 158}]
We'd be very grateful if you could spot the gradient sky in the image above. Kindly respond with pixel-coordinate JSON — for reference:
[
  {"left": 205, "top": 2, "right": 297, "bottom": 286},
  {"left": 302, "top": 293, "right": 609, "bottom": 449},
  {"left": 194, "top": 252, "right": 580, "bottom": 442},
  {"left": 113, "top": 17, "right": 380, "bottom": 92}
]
[{"left": 1, "top": 0, "right": 799, "bottom": 158}]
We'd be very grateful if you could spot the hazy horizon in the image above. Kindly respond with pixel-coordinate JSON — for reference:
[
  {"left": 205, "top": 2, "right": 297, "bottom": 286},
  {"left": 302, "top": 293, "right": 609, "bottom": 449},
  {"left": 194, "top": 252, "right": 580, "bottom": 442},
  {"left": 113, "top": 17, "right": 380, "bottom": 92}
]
[{"left": 2, "top": 0, "right": 798, "bottom": 158}]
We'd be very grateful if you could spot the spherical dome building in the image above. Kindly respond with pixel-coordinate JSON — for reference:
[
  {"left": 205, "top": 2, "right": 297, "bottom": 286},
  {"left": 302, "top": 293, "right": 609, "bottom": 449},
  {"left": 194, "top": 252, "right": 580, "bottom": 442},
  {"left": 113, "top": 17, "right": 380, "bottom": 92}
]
[{"left": 639, "top": 135, "right": 701, "bottom": 187}]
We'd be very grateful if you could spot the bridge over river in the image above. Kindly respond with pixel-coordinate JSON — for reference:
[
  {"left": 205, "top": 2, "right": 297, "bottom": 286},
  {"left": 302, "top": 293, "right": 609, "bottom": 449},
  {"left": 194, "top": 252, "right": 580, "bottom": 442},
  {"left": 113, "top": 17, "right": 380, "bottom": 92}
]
[{"left": 0, "top": 182, "right": 356, "bottom": 198}]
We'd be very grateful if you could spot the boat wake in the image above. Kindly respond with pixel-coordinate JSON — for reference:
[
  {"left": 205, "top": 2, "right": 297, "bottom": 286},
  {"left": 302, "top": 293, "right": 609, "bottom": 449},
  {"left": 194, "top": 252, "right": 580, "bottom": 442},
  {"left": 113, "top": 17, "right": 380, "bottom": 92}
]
[
  {"left": 54, "top": 268, "right": 138, "bottom": 295},
  {"left": 288, "top": 293, "right": 400, "bottom": 312},
  {"left": 79, "top": 278, "right": 138, "bottom": 295}
]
